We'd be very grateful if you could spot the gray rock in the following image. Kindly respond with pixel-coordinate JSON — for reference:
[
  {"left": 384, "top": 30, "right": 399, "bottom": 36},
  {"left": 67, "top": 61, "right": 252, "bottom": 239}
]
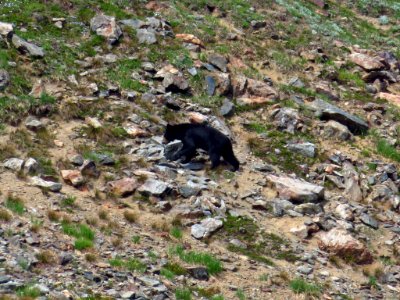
[
  {"left": 137, "top": 276, "right": 160, "bottom": 287},
  {"left": 68, "top": 154, "right": 84, "bottom": 166},
  {"left": 288, "top": 77, "right": 305, "bottom": 88},
  {"left": 0, "top": 69, "right": 10, "bottom": 91},
  {"left": 90, "top": 14, "right": 122, "bottom": 44},
  {"left": 138, "top": 179, "right": 170, "bottom": 197},
  {"left": 297, "top": 265, "right": 313, "bottom": 275},
  {"left": 309, "top": 99, "right": 368, "bottom": 134},
  {"left": 208, "top": 54, "right": 228, "bottom": 72},
  {"left": 220, "top": 99, "right": 234, "bottom": 117},
  {"left": 359, "top": 213, "right": 379, "bottom": 229},
  {"left": 119, "top": 19, "right": 144, "bottom": 29},
  {"left": 4, "top": 158, "right": 24, "bottom": 171},
  {"left": 80, "top": 160, "right": 99, "bottom": 177},
  {"left": 23, "top": 158, "right": 39, "bottom": 174},
  {"left": 137, "top": 28, "right": 157, "bottom": 44},
  {"left": 188, "top": 267, "right": 209, "bottom": 281},
  {"left": 323, "top": 120, "right": 352, "bottom": 141},
  {"left": 205, "top": 76, "right": 216, "bottom": 96},
  {"left": 294, "top": 203, "right": 323, "bottom": 215},
  {"left": 178, "top": 185, "right": 200, "bottom": 198},
  {"left": 164, "top": 140, "right": 183, "bottom": 160},
  {"left": 191, "top": 217, "right": 223, "bottom": 239},
  {"left": 162, "top": 73, "right": 189, "bottom": 92},
  {"left": 271, "top": 107, "right": 302, "bottom": 134},
  {"left": 229, "top": 238, "right": 247, "bottom": 249},
  {"left": 25, "top": 117, "right": 44, "bottom": 131},
  {"left": 30, "top": 176, "right": 62, "bottom": 192},
  {"left": 343, "top": 162, "right": 363, "bottom": 202},
  {"left": 11, "top": 35, "right": 44, "bottom": 57},
  {"left": 335, "top": 203, "right": 354, "bottom": 221},
  {"left": 120, "top": 291, "right": 136, "bottom": 299},
  {"left": 287, "top": 142, "right": 316, "bottom": 158},
  {"left": 267, "top": 174, "right": 324, "bottom": 203}
]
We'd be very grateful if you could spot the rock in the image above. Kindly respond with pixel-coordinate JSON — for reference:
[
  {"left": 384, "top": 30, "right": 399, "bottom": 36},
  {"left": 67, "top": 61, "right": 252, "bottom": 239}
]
[
  {"left": 294, "top": 203, "right": 323, "bottom": 215},
  {"left": 11, "top": 35, "right": 44, "bottom": 57},
  {"left": 108, "top": 178, "right": 138, "bottom": 197},
  {"left": 123, "top": 125, "right": 148, "bottom": 137},
  {"left": 297, "top": 265, "right": 313, "bottom": 275},
  {"left": 208, "top": 54, "right": 228, "bottom": 72},
  {"left": 0, "top": 22, "right": 13, "bottom": 36},
  {"left": 205, "top": 76, "right": 216, "bottom": 96},
  {"left": 271, "top": 108, "right": 302, "bottom": 133},
  {"left": 343, "top": 162, "right": 363, "bottom": 202},
  {"left": 25, "top": 117, "right": 44, "bottom": 131},
  {"left": 4, "top": 158, "right": 24, "bottom": 172},
  {"left": 90, "top": 14, "right": 122, "bottom": 44},
  {"left": 229, "top": 238, "right": 247, "bottom": 249},
  {"left": 235, "top": 76, "right": 279, "bottom": 105},
  {"left": 309, "top": 99, "right": 369, "bottom": 134},
  {"left": 120, "top": 291, "right": 136, "bottom": 299},
  {"left": 0, "top": 69, "right": 10, "bottom": 91},
  {"left": 188, "top": 267, "right": 209, "bottom": 281},
  {"left": 164, "top": 140, "right": 183, "bottom": 160},
  {"left": 335, "top": 204, "right": 354, "bottom": 221},
  {"left": 271, "top": 199, "right": 294, "bottom": 216},
  {"left": 155, "top": 64, "right": 179, "bottom": 79},
  {"left": 30, "top": 176, "right": 62, "bottom": 192},
  {"left": 315, "top": 82, "right": 339, "bottom": 101},
  {"left": 178, "top": 185, "right": 200, "bottom": 198},
  {"left": 191, "top": 217, "right": 223, "bottom": 239},
  {"left": 267, "top": 174, "right": 324, "bottom": 203},
  {"left": 220, "top": 99, "right": 234, "bottom": 117},
  {"left": 175, "top": 33, "right": 204, "bottom": 47},
  {"left": 80, "top": 160, "right": 99, "bottom": 178},
  {"left": 318, "top": 228, "right": 373, "bottom": 264},
  {"left": 137, "top": 28, "right": 157, "bottom": 44},
  {"left": 288, "top": 77, "right": 305, "bottom": 88},
  {"left": 162, "top": 74, "right": 189, "bottom": 92},
  {"left": 359, "top": 213, "right": 379, "bottom": 229},
  {"left": 290, "top": 225, "right": 309, "bottom": 239},
  {"left": 98, "top": 154, "right": 115, "bottom": 166},
  {"left": 85, "top": 117, "right": 102, "bottom": 129},
  {"left": 250, "top": 20, "right": 267, "bottom": 29},
  {"left": 61, "top": 170, "right": 85, "bottom": 187},
  {"left": 377, "top": 92, "right": 400, "bottom": 106},
  {"left": 349, "top": 53, "right": 384, "bottom": 71},
  {"left": 138, "top": 179, "right": 170, "bottom": 197},
  {"left": 68, "top": 154, "right": 84, "bottom": 166},
  {"left": 214, "top": 73, "right": 232, "bottom": 96},
  {"left": 23, "top": 158, "right": 39, "bottom": 174},
  {"left": 60, "top": 253, "right": 73, "bottom": 266},
  {"left": 323, "top": 120, "right": 353, "bottom": 141},
  {"left": 287, "top": 142, "right": 316, "bottom": 158}
]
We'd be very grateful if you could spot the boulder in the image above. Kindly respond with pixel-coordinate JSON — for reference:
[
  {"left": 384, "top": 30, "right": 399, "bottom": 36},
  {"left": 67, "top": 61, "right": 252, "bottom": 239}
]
[
  {"left": 108, "top": 178, "right": 138, "bottom": 197},
  {"left": 137, "top": 28, "right": 157, "bottom": 44},
  {"left": 4, "top": 158, "right": 24, "bottom": 172},
  {"left": 208, "top": 54, "right": 228, "bottom": 73},
  {"left": 266, "top": 174, "right": 324, "bottom": 203},
  {"left": 322, "top": 120, "right": 352, "bottom": 141},
  {"left": 11, "top": 35, "right": 44, "bottom": 58},
  {"left": 61, "top": 170, "right": 85, "bottom": 187},
  {"left": 191, "top": 217, "right": 223, "bottom": 239},
  {"left": 287, "top": 142, "right": 316, "bottom": 158},
  {"left": 318, "top": 228, "right": 373, "bottom": 264},
  {"left": 162, "top": 74, "right": 189, "bottom": 92},
  {"left": 90, "top": 14, "right": 122, "bottom": 44},
  {"left": 30, "top": 176, "right": 62, "bottom": 192},
  {"left": 349, "top": 53, "right": 384, "bottom": 71},
  {"left": 138, "top": 179, "right": 170, "bottom": 197},
  {"left": 233, "top": 75, "right": 279, "bottom": 105},
  {"left": 309, "top": 99, "right": 368, "bottom": 134},
  {"left": 0, "top": 22, "right": 13, "bottom": 36}
]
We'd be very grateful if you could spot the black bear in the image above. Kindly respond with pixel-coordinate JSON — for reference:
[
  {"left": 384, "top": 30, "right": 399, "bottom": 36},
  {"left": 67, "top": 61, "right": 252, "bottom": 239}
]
[{"left": 163, "top": 123, "right": 240, "bottom": 171}]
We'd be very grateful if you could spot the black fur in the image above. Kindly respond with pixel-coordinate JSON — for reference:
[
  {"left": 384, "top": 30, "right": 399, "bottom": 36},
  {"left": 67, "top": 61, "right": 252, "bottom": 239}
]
[{"left": 164, "top": 123, "right": 240, "bottom": 171}]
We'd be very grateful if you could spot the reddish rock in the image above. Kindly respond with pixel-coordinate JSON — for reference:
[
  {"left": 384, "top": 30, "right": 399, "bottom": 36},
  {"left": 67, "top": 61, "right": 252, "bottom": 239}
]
[
  {"left": 123, "top": 125, "right": 148, "bottom": 137},
  {"left": 108, "top": 178, "right": 138, "bottom": 197},
  {"left": 61, "top": 170, "right": 84, "bottom": 187},
  {"left": 233, "top": 75, "right": 278, "bottom": 105},
  {"left": 318, "top": 228, "right": 373, "bottom": 264},
  {"left": 349, "top": 53, "right": 384, "bottom": 71},
  {"left": 188, "top": 112, "right": 208, "bottom": 124},
  {"left": 377, "top": 92, "right": 400, "bottom": 106},
  {"left": 175, "top": 34, "right": 204, "bottom": 47}
]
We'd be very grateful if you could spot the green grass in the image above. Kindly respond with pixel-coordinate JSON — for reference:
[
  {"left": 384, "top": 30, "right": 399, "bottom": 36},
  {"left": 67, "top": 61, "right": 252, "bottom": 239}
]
[
  {"left": 236, "top": 289, "right": 246, "bottom": 300},
  {"left": 62, "top": 195, "right": 76, "bottom": 207},
  {"left": 161, "top": 262, "right": 187, "bottom": 279},
  {"left": 109, "top": 257, "right": 146, "bottom": 273},
  {"left": 16, "top": 284, "right": 41, "bottom": 298},
  {"left": 74, "top": 238, "right": 94, "bottom": 250},
  {"left": 61, "top": 221, "right": 95, "bottom": 250},
  {"left": 376, "top": 139, "right": 400, "bottom": 162},
  {"left": 5, "top": 195, "right": 25, "bottom": 215},
  {"left": 175, "top": 288, "right": 192, "bottom": 300},
  {"left": 170, "top": 227, "right": 183, "bottom": 239},
  {"left": 289, "top": 278, "right": 321, "bottom": 296},
  {"left": 337, "top": 69, "right": 365, "bottom": 87},
  {"left": 170, "top": 245, "right": 223, "bottom": 275},
  {"left": 132, "top": 235, "right": 141, "bottom": 244}
]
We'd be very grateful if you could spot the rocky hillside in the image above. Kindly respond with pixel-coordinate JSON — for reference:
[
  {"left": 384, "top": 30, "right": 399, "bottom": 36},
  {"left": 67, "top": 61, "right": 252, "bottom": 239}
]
[{"left": 0, "top": 0, "right": 400, "bottom": 299}]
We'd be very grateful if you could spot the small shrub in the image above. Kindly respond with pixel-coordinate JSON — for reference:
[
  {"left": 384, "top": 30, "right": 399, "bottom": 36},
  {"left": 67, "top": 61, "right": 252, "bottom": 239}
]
[
  {"left": 170, "top": 227, "right": 183, "bottom": 239},
  {"left": 85, "top": 253, "right": 97, "bottom": 262},
  {"left": 5, "top": 195, "right": 24, "bottom": 215},
  {"left": 124, "top": 210, "right": 138, "bottom": 223},
  {"left": 47, "top": 210, "right": 60, "bottom": 222},
  {"left": 35, "top": 250, "right": 56, "bottom": 264},
  {"left": 74, "top": 237, "right": 94, "bottom": 250},
  {"left": 61, "top": 195, "right": 76, "bottom": 207},
  {"left": 98, "top": 209, "right": 108, "bottom": 220},
  {"left": 236, "top": 289, "right": 246, "bottom": 300},
  {"left": 132, "top": 235, "right": 141, "bottom": 244},
  {"left": 0, "top": 208, "right": 11, "bottom": 221},
  {"left": 175, "top": 288, "right": 192, "bottom": 300},
  {"left": 16, "top": 284, "right": 41, "bottom": 298},
  {"left": 289, "top": 278, "right": 321, "bottom": 295}
]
